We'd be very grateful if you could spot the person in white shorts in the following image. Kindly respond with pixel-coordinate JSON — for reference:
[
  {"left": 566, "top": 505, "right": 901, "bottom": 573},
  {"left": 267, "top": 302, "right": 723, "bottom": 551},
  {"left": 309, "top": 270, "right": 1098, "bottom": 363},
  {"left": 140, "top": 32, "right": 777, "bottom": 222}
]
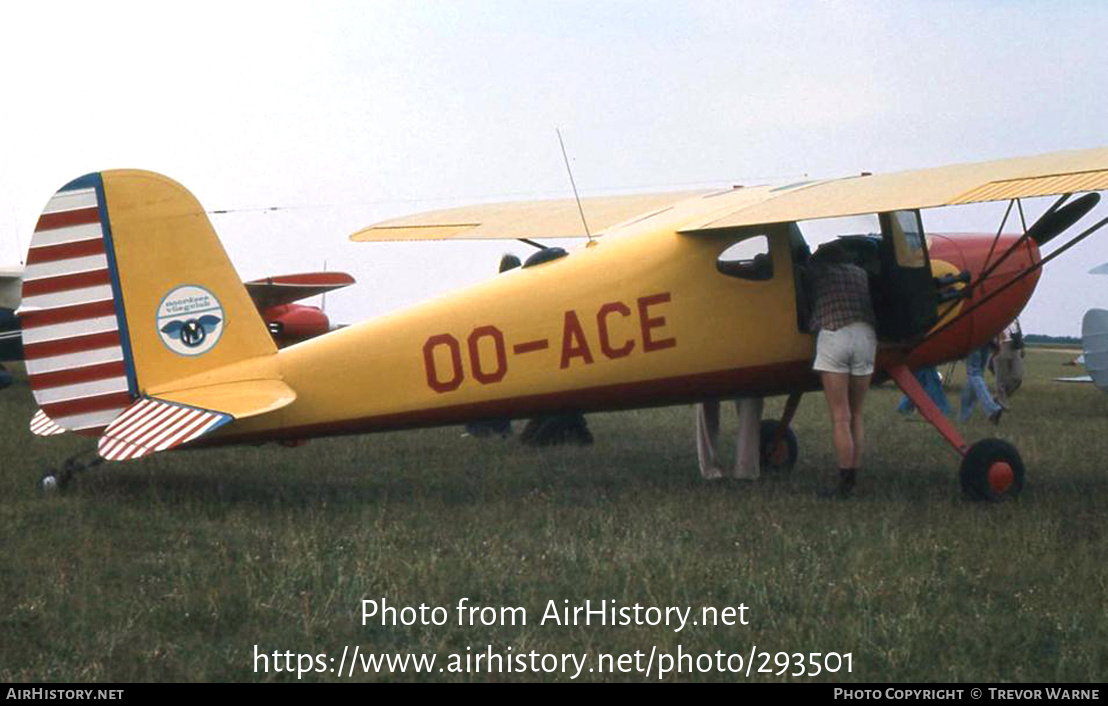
[{"left": 807, "top": 242, "right": 878, "bottom": 497}]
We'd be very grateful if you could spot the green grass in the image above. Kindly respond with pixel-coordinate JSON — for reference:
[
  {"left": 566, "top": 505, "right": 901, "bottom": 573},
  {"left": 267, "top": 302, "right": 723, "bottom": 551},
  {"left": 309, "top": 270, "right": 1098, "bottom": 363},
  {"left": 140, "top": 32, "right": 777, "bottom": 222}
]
[{"left": 1, "top": 349, "right": 1106, "bottom": 682}]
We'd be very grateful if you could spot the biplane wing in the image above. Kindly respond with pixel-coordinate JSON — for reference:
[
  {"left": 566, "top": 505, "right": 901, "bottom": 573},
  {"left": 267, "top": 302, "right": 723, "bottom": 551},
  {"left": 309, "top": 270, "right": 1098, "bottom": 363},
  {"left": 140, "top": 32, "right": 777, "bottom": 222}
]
[
  {"left": 244, "top": 272, "right": 355, "bottom": 310},
  {"left": 349, "top": 190, "right": 711, "bottom": 241}
]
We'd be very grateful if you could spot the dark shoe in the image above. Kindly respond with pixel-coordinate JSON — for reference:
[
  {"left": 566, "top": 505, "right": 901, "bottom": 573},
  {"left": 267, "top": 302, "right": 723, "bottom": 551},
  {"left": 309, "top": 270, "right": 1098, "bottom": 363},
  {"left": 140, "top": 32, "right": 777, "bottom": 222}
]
[
  {"left": 817, "top": 469, "right": 855, "bottom": 499},
  {"left": 839, "top": 468, "right": 856, "bottom": 496},
  {"left": 988, "top": 408, "right": 1004, "bottom": 425}
]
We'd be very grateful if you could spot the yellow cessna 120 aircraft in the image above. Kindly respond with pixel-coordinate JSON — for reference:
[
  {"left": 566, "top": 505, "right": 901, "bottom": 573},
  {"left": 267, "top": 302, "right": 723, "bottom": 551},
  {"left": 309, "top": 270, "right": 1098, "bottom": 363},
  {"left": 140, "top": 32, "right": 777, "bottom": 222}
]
[{"left": 21, "top": 147, "right": 1108, "bottom": 500}]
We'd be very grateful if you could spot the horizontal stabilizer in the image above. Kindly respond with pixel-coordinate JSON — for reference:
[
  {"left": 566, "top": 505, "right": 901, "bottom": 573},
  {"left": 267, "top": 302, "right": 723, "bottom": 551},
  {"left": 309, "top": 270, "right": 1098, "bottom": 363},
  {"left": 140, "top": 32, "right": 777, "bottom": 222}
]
[
  {"left": 154, "top": 379, "right": 296, "bottom": 419},
  {"left": 98, "top": 397, "right": 231, "bottom": 461},
  {"left": 97, "top": 378, "right": 296, "bottom": 461},
  {"left": 30, "top": 409, "right": 66, "bottom": 436},
  {"left": 245, "top": 272, "right": 355, "bottom": 310}
]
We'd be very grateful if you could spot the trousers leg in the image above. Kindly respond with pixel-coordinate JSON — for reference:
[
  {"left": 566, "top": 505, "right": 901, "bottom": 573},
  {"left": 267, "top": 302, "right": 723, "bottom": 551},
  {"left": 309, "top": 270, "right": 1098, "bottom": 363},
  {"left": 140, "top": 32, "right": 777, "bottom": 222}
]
[
  {"left": 696, "top": 401, "right": 724, "bottom": 479},
  {"left": 921, "top": 367, "right": 951, "bottom": 416},
  {"left": 959, "top": 375, "right": 977, "bottom": 422},
  {"left": 732, "top": 397, "right": 764, "bottom": 479},
  {"left": 967, "top": 371, "right": 1000, "bottom": 416}
]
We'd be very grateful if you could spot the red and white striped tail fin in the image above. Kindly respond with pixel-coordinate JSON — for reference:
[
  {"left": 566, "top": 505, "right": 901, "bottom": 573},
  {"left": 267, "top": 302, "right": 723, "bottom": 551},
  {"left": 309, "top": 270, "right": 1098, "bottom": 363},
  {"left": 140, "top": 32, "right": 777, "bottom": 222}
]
[
  {"left": 24, "top": 170, "right": 287, "bottom": 456},
  {"left": 30, "top": 409, "right": 67, "bottom": 437},
  {"left": 21, "top": 174, "right": 136, "bottom": 436},
  {"left": 97, "top": 397, "right": 232, "bottom": 462}
]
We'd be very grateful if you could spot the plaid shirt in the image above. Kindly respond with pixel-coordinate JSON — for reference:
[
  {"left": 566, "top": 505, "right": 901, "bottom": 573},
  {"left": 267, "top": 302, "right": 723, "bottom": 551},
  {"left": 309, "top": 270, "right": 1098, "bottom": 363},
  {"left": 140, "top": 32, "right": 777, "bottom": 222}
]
[{"left": 808, "top": 263, "right": 876, "bottom": 332}]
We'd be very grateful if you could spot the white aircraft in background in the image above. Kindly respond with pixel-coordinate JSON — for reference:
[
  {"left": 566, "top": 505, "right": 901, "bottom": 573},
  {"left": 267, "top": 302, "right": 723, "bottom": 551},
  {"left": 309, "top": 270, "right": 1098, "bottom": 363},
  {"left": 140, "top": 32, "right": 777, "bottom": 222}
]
[
  {"left": 1055, "top": 263, "right": 1108, "bottom": 390},
  {"left": 1081, "top": 264, "right": 1108, "bottom": 392},
  {"left": 0, "top": 266, "right": 23, "bottom": 369}
]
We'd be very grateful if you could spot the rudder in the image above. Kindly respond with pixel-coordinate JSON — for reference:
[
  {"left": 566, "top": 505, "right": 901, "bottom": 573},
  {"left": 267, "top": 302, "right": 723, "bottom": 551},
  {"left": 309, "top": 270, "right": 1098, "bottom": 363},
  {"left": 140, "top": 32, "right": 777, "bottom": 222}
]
[{"left": 21, "top": 170, "right": 276, "bottom": 434}]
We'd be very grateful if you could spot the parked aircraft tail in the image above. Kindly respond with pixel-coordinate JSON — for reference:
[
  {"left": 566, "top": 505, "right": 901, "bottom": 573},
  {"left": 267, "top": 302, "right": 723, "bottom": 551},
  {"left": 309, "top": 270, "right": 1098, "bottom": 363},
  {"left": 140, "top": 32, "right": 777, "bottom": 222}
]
[
  {"left": 21, "top": 171, "right": 294, "bottom": 458},
  {"left": 1082, "top": 308, "right": 1108, "bottom": 394}
]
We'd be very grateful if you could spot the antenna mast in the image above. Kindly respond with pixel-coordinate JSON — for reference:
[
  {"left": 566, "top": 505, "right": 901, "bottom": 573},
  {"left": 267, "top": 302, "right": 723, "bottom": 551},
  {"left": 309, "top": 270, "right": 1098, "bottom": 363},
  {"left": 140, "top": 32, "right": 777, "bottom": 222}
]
[{"left": 556, "top": 128, "right": 592, "bottom": 243}]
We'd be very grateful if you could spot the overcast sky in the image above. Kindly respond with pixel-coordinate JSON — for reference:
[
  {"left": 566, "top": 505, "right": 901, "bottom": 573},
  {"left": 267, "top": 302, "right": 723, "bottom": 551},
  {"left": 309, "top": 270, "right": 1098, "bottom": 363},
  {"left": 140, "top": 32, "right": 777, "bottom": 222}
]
[{"left": 1, "top": 1, "right": 1105, "bottom": 334}]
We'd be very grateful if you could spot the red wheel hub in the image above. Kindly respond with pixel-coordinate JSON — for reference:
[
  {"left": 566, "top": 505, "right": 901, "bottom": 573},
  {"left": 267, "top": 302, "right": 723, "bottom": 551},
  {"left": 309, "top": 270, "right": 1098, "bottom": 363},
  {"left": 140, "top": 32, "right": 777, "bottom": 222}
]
[
  {"left": 769, "top": 442, "right": 788, "bottom": 466},
  {"left": 987, "top": 461, "right": 1014, "bottom": 494}
]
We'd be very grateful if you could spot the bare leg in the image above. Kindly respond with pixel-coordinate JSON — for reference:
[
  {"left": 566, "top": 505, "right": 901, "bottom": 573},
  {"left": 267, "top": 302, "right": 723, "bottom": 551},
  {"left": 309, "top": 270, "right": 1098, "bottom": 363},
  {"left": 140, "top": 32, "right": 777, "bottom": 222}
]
[
  {"left": 848, "top": 373, "right": 872, "bottom": 469},
  {"left": 821, "top": 372, "right": 854, "bottom": 469}
]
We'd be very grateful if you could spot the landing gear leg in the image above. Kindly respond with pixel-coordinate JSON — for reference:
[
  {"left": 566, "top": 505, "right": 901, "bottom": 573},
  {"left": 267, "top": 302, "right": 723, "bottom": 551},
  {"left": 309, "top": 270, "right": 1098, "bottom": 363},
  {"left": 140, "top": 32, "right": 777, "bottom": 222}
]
[
  {"left": 888, "top": 364, "right": 1024, "bottom": 501},
  {"left": 39, "top": 449, "right": 104, "bottom": 494}
]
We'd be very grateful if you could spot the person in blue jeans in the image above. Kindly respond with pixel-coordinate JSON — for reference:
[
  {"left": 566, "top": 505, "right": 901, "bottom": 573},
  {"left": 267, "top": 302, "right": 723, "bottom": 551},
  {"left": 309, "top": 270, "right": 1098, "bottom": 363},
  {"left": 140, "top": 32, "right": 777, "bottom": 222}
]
[
  {"left": 960, "top": 345, "right": 1004, "bottom": 424},
  {"left": 897, "top": 366, "right": 951, "bottom": 417}
]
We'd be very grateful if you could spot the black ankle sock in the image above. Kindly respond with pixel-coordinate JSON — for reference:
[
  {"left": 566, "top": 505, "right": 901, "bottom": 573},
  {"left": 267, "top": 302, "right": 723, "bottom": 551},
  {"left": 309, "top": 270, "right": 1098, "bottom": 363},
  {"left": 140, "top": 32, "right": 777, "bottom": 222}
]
[{"left": 839, "top": 468, "right": 856, "bottom": 488}]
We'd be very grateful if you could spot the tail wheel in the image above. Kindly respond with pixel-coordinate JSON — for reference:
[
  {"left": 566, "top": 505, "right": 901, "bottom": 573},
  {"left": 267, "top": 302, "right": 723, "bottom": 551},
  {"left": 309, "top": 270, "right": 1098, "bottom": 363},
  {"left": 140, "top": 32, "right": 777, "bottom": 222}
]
[
  {"left": 759, "top": 420, "right": 798, "bottom": 472},
  {"left": 959, "top": 438, "right": 1025, "bottom": 501}
]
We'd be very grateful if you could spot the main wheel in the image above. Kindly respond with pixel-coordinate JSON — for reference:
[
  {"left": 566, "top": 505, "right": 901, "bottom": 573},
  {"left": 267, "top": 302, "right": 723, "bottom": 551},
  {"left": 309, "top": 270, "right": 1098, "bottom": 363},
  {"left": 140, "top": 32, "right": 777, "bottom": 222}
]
[
  {"left": 759, "top": 420, "right": 798, "bottom": 472},
  {"left": 959, "top": 438, "right": 1025, "bottom": 501}
]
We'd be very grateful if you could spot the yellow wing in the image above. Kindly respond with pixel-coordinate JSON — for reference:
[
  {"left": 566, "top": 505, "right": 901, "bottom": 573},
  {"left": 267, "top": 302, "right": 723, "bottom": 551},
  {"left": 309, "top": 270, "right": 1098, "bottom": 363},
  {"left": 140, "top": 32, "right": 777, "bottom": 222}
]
[
  {"left": 678, "top": 147, "right": 1108, "bottom": 232},
  {"left": 350, "top": 190, "right": 713, "bottom": 241},
  {"left": 351, "top": 148, "right": 1108, "bottom": 242}
]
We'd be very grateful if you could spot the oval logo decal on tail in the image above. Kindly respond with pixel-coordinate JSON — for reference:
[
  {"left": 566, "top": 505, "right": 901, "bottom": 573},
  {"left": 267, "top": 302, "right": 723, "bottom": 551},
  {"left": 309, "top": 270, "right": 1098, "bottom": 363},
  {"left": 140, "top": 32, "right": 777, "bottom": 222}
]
[{"left": 156, "top": 285, "right": 225, "bottom": 356}]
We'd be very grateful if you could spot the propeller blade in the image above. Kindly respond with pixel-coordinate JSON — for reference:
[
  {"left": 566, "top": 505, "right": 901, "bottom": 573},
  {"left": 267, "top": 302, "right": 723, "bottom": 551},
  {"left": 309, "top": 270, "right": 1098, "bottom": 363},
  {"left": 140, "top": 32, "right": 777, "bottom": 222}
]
[{"left": 1026, "top": 192, "right": 1101, "bottom": 246}]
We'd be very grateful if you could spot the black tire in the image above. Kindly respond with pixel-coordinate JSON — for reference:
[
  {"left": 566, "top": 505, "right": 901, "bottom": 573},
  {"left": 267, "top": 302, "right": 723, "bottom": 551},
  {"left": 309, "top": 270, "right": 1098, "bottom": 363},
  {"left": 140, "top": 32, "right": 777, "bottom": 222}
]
[
  {"left": 959, "top": 438, "right": 1025, "bottom": 501},
  {"left": 759, "top": 420, "right": 798, "bottom": 472}
]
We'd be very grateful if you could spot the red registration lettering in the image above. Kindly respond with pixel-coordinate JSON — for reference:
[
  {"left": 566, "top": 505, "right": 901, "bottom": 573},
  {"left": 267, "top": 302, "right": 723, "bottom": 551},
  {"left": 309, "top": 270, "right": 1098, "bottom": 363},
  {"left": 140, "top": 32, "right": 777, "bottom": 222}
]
[
  {"left": 423, "top": 334, "right": 464, "bottom": 393},
  {"left": 597, "top": 302, "right": 634, "bottom": 359},
  {"left": 638, "top": 293, "right": 676, "bottom": 352},
  {"left": 560, "top": 310, "right": 595, "bottom": 369},
  {"left": 468, "top": 326, "right": 507, "bottom": 384}
]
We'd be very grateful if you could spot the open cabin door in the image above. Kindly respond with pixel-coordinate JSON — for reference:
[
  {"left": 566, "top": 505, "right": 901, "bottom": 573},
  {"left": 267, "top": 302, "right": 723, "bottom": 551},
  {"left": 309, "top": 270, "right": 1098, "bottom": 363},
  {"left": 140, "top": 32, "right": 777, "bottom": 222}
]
[{"left": 874, "top": 210, "right": 938, "bottom": 342}]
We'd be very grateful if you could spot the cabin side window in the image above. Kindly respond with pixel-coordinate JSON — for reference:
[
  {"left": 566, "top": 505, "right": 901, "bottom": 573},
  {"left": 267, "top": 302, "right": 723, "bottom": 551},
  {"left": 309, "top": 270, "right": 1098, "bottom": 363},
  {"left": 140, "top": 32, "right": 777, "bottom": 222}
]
[{"left": 717, "top": 235, "right": 772, "bottom": 280}]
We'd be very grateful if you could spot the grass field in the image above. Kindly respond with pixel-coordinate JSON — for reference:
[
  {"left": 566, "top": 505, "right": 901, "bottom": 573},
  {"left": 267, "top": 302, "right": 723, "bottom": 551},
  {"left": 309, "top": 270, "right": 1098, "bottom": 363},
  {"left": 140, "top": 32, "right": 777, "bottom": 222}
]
[{"left": 2, "top": 348, "right": 1107, "bottom": 682}]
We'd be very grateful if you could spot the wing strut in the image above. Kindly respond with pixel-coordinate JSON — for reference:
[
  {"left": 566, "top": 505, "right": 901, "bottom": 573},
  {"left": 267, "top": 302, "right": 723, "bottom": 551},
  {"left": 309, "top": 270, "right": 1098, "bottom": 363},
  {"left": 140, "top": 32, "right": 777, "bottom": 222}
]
[
  {"left": 974, "top": 193, "right": 1099, "bottom": 289},
  {"left": 979, "top": 198, "right": 1017, "bottom": 275}
]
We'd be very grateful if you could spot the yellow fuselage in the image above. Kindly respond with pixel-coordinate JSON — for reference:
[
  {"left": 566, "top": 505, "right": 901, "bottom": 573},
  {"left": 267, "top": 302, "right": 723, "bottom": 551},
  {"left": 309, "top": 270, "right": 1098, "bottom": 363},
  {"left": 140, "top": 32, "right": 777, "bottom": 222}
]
[{"left": 229, "top": 220, "right": 814, "bottom": 442}]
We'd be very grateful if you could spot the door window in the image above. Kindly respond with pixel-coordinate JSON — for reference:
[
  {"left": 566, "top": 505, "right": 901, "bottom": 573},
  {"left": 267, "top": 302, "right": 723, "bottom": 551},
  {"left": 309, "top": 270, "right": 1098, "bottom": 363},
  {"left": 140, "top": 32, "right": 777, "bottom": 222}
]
[{"left": 717, "top": 235, "right": 773, "bottom": 280}]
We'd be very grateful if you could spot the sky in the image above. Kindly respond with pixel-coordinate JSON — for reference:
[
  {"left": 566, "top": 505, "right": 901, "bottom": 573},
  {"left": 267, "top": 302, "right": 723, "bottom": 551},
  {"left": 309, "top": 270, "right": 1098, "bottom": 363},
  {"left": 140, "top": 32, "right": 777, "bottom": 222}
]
[{"left": 1, "top": 1, "right": 1106, "bottom": 334}]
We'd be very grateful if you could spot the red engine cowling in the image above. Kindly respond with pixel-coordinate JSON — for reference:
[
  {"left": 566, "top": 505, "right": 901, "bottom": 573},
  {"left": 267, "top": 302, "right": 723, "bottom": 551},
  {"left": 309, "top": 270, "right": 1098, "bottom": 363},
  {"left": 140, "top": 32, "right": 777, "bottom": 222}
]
[
  {"left": 262, "top": 303, "right": 332, "bottom": 346},
  {"left": 905, "top": 232, "right": 1040, "bottom": 370}
]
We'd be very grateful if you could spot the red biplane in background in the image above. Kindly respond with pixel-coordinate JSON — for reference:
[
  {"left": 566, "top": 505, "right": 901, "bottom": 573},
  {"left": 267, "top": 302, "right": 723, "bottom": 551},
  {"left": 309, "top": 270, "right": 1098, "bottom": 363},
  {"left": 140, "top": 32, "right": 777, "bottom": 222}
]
[{"left": 244, "top": 272, "right": 354, "bottom": 347}]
